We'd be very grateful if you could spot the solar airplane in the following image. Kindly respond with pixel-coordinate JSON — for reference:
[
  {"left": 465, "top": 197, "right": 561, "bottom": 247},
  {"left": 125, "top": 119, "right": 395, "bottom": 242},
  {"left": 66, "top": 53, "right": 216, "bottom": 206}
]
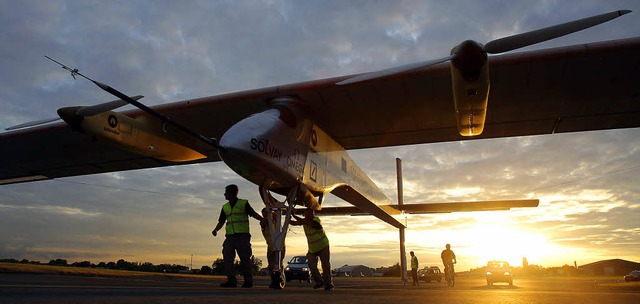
[{"left": 1, "top": 10, "right": 639, "bottom": 288}]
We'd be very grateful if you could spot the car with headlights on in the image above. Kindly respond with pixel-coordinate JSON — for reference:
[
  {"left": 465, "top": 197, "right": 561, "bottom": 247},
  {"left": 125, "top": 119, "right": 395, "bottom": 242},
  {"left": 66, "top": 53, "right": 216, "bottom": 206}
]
[
  {"left": 284, "top": 255, "right": 311, "bottom": 282},
  {"left": 486, "top": 260, "right": 513, "bottom": 286}
]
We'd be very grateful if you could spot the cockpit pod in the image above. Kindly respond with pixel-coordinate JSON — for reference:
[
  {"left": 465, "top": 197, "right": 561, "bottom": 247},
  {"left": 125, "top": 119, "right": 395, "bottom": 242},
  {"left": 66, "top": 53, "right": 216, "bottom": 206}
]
[{"left": 218, "top": 97, "right": 315, "bottom": 199}]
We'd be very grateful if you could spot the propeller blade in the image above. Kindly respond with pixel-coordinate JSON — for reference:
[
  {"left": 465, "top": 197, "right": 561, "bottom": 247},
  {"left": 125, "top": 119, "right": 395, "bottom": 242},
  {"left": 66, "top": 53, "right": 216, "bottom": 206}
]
[
  {"left": 484, "top": 10, "right": 631, "bottom": 54},
  {"left": 336, "top": 55, "right": 456, "bottom": 85},
  {"left": 76, "top": 95, "right": 143, "bottom": 116},
  {"left": 5, "top": 117, "right": 61, "bottom": 131}
]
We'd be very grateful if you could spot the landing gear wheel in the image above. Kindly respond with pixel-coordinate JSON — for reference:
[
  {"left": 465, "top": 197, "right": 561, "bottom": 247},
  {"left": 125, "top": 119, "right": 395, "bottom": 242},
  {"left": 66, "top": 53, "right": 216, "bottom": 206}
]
[{"left": 271, "top": 271, "right": 285, "bottom": 289}]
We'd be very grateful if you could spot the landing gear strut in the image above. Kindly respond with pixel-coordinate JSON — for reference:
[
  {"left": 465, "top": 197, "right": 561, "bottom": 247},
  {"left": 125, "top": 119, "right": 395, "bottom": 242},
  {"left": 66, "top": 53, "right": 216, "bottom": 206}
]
[{"left": 259, "top": 185, "right": 303, "bottom": 290}]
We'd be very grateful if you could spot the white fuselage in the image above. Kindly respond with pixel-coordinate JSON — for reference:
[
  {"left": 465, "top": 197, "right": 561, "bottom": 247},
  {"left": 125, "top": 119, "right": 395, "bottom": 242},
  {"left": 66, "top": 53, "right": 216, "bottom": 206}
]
[{"left": 217, "top": 101, "right": 390, "bottom": 208}]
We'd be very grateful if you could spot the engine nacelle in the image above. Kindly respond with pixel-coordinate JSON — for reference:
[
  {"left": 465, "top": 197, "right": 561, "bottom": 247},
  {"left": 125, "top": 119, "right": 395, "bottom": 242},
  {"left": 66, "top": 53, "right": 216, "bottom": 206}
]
[
  {"left": 58, "top": 107, "right": 206, "bottom": 162},
  {"left": 450, "top": 40, "right": 490, "bottom": 136}
]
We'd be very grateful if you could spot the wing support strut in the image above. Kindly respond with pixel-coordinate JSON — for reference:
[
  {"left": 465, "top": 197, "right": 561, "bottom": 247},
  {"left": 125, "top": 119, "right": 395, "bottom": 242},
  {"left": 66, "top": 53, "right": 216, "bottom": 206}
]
[
  {"left": 44, "top": 56, "right": 225, "bottom": 152},
  {"left": 397, "top": 158, "right": 408, "bottom": 285}
]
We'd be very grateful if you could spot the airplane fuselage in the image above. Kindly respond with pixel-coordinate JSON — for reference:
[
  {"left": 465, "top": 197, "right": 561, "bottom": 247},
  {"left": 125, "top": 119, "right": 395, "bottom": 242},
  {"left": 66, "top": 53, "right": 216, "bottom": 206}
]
[{"left": 218, "top": 98, "right": 390, "bottom": 209}]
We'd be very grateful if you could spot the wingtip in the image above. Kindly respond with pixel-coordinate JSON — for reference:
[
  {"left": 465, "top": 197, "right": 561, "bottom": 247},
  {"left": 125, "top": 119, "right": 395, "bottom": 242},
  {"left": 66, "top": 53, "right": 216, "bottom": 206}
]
[{"left": 619, "top": 10, "right": 632, "bottom": 16}]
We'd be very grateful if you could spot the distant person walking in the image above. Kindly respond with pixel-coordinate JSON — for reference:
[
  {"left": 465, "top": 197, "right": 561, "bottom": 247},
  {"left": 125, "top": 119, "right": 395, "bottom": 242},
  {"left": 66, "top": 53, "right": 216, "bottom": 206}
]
[
  {"left": 212, "top": 184, "right": 263, "bottom": 288},
  {"left": 441, "top": 244, "right": 457, "bottom": 282},
  {"left": 291, "top": 208, "right": 335, "bottom": 290},
  {"left": 410, "top": 251, "right": 419, "bottom": 286}
]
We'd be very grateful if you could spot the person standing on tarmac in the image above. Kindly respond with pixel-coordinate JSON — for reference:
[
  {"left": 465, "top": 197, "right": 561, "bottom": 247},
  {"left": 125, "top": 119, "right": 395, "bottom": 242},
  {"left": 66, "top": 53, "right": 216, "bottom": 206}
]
[
  {"left": 410, "top": 251, "right": 419, "bottom": 286},
  {"left": 291, "top": 208, "right": 335, "bottom": 290},
  {"left": 212, "top": 184, "right": 263, "bottom": 288}
]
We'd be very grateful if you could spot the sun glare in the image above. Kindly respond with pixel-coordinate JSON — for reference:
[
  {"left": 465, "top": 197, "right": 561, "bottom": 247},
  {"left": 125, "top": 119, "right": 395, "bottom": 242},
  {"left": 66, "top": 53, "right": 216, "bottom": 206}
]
[
  {"left": 407, "top": 212, "right": 571, "bottom": 270},
  {"left": 456, "top": 222, "right": 562, "bottom": 268}
]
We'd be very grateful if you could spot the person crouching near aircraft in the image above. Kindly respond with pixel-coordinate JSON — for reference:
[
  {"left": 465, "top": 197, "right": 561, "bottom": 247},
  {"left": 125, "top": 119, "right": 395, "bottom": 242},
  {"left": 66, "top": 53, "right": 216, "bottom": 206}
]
[
  {"left": 291, "top": 208, "right": 335, "bottom": 290},
  {"left": 212, "top": 184, "right": 263, "bottom": 288},
  {"left": 261, "top": 208, "right": 286, "bottom": 288}
]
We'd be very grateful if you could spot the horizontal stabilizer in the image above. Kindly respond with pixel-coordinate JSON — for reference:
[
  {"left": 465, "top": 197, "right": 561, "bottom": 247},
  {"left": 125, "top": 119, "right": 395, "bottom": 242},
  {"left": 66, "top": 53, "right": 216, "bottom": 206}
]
[
  {"left": 306, "top": 199, "right": 539, "bottom": 216},
  {"left": 329, "top": 185, "right": 405, "bottom": 228}
]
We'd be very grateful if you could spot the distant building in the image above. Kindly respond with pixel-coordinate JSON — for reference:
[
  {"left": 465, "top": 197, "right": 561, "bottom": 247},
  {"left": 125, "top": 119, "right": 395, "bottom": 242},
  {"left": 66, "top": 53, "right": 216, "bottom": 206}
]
[
  {"left": 579, "top": 259, "right": 640, "bottom": 276},
  {"left": 333, "top": 264, "right": 374, "bottom": 277},
  {"left": 372, "top": 266, "right": 391, "bottom": 277}
]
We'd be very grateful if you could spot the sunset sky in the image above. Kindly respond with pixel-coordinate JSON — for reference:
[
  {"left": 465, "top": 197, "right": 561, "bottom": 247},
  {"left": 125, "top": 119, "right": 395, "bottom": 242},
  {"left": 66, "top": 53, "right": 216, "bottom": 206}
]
[{"left": 1, "top": 0, "right": 639, "bottom": 272}]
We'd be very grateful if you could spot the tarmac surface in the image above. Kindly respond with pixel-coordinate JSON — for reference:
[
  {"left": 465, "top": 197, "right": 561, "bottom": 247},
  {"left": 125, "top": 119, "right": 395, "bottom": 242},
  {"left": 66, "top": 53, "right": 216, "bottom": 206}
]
[{"left": 1, "top": 273, "right": 639, "bottom": 304}]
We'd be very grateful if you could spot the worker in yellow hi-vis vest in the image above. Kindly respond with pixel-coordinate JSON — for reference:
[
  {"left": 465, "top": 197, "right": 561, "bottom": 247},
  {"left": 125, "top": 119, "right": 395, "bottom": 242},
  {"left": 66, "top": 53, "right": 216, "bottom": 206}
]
[
  {"left": 291, "top": 208, "right": 335, "bottom": 290},
  {"left": 212, "top": 184, "right": 263, "bottom": 288},
  {"left": 410, "top": 251, "right": 419, "bottom": 286}
]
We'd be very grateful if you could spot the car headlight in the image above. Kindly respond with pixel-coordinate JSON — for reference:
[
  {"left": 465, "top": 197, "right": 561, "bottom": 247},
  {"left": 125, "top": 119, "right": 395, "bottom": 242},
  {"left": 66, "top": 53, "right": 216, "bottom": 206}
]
[
  {"left": 504, "top": 271, "right": 511, "bottom": 275},
  {"left": 486, "top": 271, "right": 492, "bottom": 275},
  {"left": 302, "top": 267, "right": 309, "bottom": 271},
  {"left": 285, "top": 267, "right": 290, "bottom": 271}
]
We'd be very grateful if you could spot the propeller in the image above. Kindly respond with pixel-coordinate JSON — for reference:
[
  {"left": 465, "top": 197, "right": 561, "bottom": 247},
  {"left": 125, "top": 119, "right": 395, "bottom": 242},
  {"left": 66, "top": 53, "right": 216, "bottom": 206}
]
[
  {"left": 336, "top": 55, "right": 455, "bottom": 85},
  {"left": 5, "top": 95, "right": 143, "bottom": 131},
  {"left": 336, "top": 9, "right": 631, "bottom": 85}
]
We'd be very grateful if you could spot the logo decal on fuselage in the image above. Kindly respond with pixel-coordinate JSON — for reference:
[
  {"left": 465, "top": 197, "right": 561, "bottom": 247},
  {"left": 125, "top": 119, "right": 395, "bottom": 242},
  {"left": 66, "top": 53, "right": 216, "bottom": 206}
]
[
  {"left": 104, "top": 114, "right": 120, "bottom": 135},
  {"left": 250, "top": 138, "right": 282, "bottom": 161},
  {"left": 108, "top": 115, "right": 118, "bottom": 128},
  {"left": 309, "top": 160, "right": 317, "bottom": 182},
  {"left": 311, "top": 129, "right": 318, "bottom": 146},
  {"left": 286, "top": 148, "right": 305, "bottom": 174}
]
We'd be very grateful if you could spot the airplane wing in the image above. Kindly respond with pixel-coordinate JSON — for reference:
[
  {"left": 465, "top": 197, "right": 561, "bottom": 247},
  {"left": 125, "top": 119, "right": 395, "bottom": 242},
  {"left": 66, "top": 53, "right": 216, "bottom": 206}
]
[
  {"left": 307, "top": 200, "right": 540, "bottom": 216},
  {"left": 1, "top": 37, "right": 640, "bottom": 185}
]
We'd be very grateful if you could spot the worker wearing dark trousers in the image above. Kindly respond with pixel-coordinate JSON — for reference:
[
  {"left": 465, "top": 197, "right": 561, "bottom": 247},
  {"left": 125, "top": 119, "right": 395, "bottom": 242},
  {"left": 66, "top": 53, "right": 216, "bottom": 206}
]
[{"left": 212, "top": 184, "right": 263, "bottom": 288}]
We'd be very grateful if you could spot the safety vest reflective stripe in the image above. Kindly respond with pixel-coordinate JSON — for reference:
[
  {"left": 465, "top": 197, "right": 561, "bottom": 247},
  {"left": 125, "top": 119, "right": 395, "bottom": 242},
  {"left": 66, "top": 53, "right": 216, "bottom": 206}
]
[
  {"left": 223, "top": 199, "right": 250, "bottom": 235},
  {"left": 303, "top": 217, "right": 329, "bottom": 253}
]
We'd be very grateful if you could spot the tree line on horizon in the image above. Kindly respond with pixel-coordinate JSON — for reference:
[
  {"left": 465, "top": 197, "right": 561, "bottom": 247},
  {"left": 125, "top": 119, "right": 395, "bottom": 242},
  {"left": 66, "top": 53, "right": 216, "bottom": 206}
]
[
  {"left": 2, "top": 257, "right": 404, "bottom": 277},
  {"left": 2, "top": 257, "right": 588, "bottom": 277},
  {"left": 0, "top": 256, "right": 263, "bottom": 275}
]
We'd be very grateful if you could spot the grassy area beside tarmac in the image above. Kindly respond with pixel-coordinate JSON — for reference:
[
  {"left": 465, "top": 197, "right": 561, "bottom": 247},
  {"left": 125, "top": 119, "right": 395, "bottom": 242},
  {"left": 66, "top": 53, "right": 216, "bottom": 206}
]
[{"left": 0, "top": 262, "right": 221, "bottom": 280}]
